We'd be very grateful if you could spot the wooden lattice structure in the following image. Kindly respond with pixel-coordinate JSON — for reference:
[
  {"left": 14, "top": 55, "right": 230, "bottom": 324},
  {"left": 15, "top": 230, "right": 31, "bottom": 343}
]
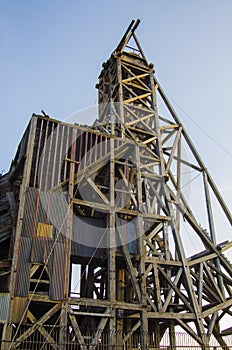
[{"left": 0, "top": 19, "right": 232, "bottom": 349}]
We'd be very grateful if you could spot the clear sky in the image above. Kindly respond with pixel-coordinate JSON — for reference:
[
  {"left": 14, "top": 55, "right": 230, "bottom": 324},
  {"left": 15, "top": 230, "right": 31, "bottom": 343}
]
[{"left": 1, "top": 0, "right": 231, "bottom": 211}]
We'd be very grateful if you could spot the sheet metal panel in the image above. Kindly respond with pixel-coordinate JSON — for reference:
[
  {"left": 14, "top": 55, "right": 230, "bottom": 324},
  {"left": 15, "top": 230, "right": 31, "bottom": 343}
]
[
  {"left": 39, "top": 190, "right": 67, "bottom": 242},
  {"left": 31, "top": 236, "right": 54, "bottom": 263},
  {"left": 71, "top": 216, "right": 106, "bottom": 258},
  {"left": 22, "top": 187, "right": 37, "bottom": 237},
  {"left": 0, "top": 293, "right": 9, "bottom": 321},
  {"left": 50, "top": 241, "right": 65, "bottom": 300},
  {"left": 15, "top": 236, "right": 32, "bottom": 296}
]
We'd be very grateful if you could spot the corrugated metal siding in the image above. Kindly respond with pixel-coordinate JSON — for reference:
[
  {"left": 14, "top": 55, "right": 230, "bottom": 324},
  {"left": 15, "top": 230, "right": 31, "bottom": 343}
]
[
  {"left": 22, "top": 187, "right": 37, "bottom": 237},
  {"left": 0, "top": 293, "right": 9, "bottom": 321},
  {"left": 50, "top": 242, "right": 65, "bottom": 300},
  {"left": 15, "top": 236, "right": 32, "bottom": 296},
  {"left": 22, "top": 187, "right": 68, "bottom": 240},
  {"left": 0, "top": 173, "right": 12, "bottom": 245},
  {"left": 18, "top": 186, "right": 70, "bottom": 300},
  {"left": 31, "top": 236, "right": 52, "bottom": 263},
  {"left": 39, "top": 190, "right": 67, "bottom": 242}
]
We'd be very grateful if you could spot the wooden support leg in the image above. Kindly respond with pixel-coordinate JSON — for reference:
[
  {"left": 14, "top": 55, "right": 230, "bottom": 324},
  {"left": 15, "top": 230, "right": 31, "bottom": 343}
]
[
  {"left": 108, "top": 311, "right": 116, "bottom": 350},
  {"left": 169, "top": 320, "right": 176, "bottom": 350},
  {"left": 108, "top": 137, "right": 116, "bottom": 350},
  {"left": 59, "top": 304, "right": 68, "bottom": 349},
  {"left": 1, "top": 323, "right": 12, "bottom": 350},
  {"left": 27, "top": 310, "right": 59, "bottom": 350},
  {"left": 141, "top": 310, "right": 149, "bottom": 350}
]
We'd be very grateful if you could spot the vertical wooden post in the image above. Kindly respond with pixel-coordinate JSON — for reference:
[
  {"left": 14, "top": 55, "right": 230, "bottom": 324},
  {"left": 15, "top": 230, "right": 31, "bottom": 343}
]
[
  {"left": 1, "top": 116, "right": 37, "bottom": 350},
  {"left": 135, "top": 144, "right": 149, "bottom": 349},
  {"left": 59, "top": 128, "right": 77, "bottom": 348},
  {"left": 108, "top": 137, "right": 116, "bottom": 349},
  {"left": 169, "top": 321, "right": 176, "bottom": 350},
  {"left": 116, "top": 56, "right": 125, "bottom": 137}
]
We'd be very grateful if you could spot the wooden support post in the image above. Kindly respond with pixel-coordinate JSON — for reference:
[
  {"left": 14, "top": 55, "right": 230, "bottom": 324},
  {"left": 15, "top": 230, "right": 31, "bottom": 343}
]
[
  {"left": 1, "top": 323, "right": 12, "bottom": 350},
  {"left": 116, "top": 56, "right": 125, "bottom": 136},
  {"left": 108, "top": 137, "right": 116, "bottom": 349},
  {"left": 27, "top": 310, "right": 59, "bottom": 350},
  {"left": 59, "top": 129, "right": 77, "bottom": 347},
  {"left": 1, "top": 117, "right": 37, "bottom": 350},
  {"left": 169, "top": 320, "right": 176, "bottom": 350},
  {"left": 203, "top": 170, "right": 225, "bottom": 300},
  {"left": 69, "top": 314, "right": 87, "bottom": 350},
  {"left": 135, "top": 144, "right": 149, "bottom": 349},
  {"left": 12, "top": 304, "right": 61, "bottom": 347},
  {"left": 59, "top": 304, "right": 68, "bottom": 349}
]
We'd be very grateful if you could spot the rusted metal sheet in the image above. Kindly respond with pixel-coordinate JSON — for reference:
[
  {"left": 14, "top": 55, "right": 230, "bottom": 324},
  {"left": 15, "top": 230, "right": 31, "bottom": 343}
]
[
  {"left": 50, "top": 241, "right": 65, "bottom": 300},
  {"left": 31, "top": 236, "right": 53, "bottom": 263},
  {"left": 21, "top": 187, "right": 37, "bottom": 237},
  {"left": 0, "top": 174, "right": 12, "bottom": 245},
  {"left": 39, "top": 190, "right": 67, "bottom": 241},
  {"left": 15, "top": 236, "right": 32, "bottom": 296},
  {"left": 0, "top": 293, "right": 10, "bottom": 321}
]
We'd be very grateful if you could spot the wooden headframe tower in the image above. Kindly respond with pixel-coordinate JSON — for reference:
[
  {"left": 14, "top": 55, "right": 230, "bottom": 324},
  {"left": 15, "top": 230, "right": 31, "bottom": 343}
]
[{"left": 0, "top": 19, "right": 232, "bottom": 349}]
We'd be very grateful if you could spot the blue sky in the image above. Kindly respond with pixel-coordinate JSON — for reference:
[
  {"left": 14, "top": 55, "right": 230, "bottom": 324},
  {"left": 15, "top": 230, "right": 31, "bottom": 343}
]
[{"left": 1, "top": 0, "right": 231, "bottom": 212}]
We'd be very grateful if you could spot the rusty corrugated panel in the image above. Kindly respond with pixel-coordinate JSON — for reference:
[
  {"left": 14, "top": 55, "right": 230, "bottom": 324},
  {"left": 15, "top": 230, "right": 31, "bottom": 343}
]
[
  {"left": 28, "top": 189, "right": 67, "bottom": 241},
  {"left": 31, "top": 236, "right": 54, "bottom": 263},
  {"left": 0, "top": 173, "right": 12, "bottom": 244},
  {"left": 22, "top": 187, "right": 37, "bottom": 237},
  {"left": 42, "top": 191, "right": 68, "bottom": 242},
  {"left": 0, "top": 293, "right": 9, "bottom": 321},
  {"left": 12, "top": 296, "right": 28, "bottom": 323},
  {"left": 15, "top": 236, "right": 32, "bottom": 296},
  {"left": 50, "top": 241, "right": 65, "bottom": 300}
]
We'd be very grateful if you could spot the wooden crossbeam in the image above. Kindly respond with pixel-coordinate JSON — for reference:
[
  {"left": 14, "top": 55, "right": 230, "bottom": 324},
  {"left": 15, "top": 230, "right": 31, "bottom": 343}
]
[
  {"left": 202, "top": 298, "right": 232, "bottom": 318},
  {"left": 165, "top": 127, "right": 182, "bottom": 174},
  {"left": 122, "top": 320, "right": 141, "bottom": 343},
  {"left": 14, "top": 303, "right": 61, "bottom": 346},
  {"left": 121, "top": 63, "right": 149, "bottom": 90},
  {"left": 161, "top": 267, "right": 183, "bottom": 312},
  {"left": 69, "top": 314, "right": 87, "bottom": 350},
  {"left": 157, "top": 266, "right": 194, "bottom": 313},
  {"left": 118, "top": 167, "right": 137, "bottom": 207},
  {"left": 203, "top": 261, "right": 225, "bottom": 302},
  {"left": 122, "top": 72, "right": 149, "bottom": 84},
  {"left": 27, "top": 310, "right": 59, "bottom": 350},
  {"left": 90, "top": 307, "right": 112, "bottom": 349},
  {"left": 176, "top": 318, "right": 204, "bottom": 346},
  {"left": 87, "top": 177, "right": 110, "bottom": 204},
  {"left": 125, "top": 113, "right": 155, "bottom": 127}
]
